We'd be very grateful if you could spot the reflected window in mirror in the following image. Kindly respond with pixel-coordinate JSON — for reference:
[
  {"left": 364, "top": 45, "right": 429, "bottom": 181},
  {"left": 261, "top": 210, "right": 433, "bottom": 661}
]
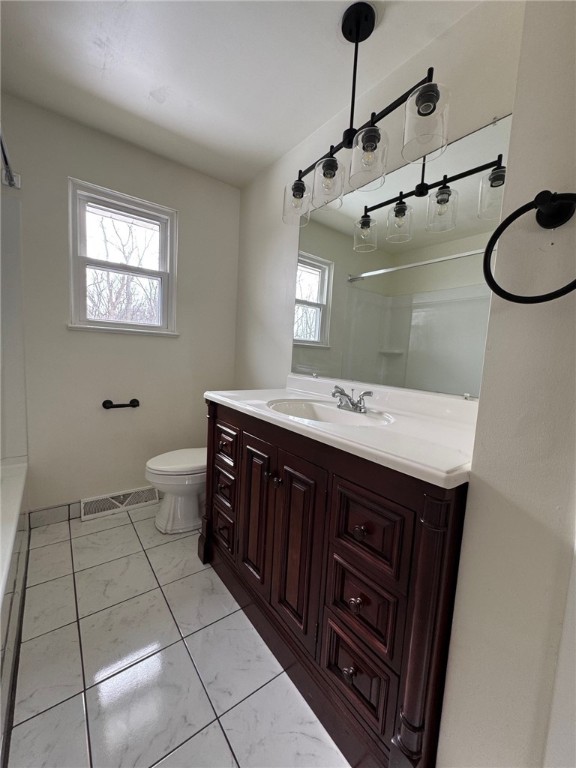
[{"left": 294, "top": 253, "right": 333, "bottom": 346}]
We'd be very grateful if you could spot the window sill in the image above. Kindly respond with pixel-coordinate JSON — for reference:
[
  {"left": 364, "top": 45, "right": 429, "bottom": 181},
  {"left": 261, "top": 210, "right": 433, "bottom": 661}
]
[
  {"left": 293, "top": 342, "right": 331, "bottom": 349},
  {"left": 67, "top": 323, "right": 180, "bottom": 338}
]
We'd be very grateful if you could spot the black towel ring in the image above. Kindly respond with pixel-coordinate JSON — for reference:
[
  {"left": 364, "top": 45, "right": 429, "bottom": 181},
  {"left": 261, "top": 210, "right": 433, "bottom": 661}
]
[{"left": 483, "top": 190, "right": 576, "bottom": 304}]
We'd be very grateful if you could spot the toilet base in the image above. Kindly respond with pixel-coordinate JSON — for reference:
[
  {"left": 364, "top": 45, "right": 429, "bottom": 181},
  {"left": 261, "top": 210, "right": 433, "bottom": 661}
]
[{"left": 154, "top": 492, "right": 204, "bottom": 534}]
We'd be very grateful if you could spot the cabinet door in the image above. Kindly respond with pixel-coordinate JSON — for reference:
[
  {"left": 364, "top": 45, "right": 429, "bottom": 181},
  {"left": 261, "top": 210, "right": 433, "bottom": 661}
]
[
  {"left": 271, "top": 450, "right": 327, "bottom": 656},
  {"left": 238, "top": 433, "right": 275, "bottom": 600}
]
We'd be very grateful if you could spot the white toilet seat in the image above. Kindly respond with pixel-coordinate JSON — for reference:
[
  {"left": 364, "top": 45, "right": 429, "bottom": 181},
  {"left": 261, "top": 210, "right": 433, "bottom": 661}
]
[
  {"left": 146, "top": 448, "right": 207, "bottom": 475},
  {"left": 145, "top": 447, "right": 207, "bottom": 535}
]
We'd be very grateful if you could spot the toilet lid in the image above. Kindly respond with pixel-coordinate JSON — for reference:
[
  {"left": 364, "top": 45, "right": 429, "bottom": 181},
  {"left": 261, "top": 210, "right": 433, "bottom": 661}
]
[{"left": 146, "top": 448, "right": 207, "bottom": 475}]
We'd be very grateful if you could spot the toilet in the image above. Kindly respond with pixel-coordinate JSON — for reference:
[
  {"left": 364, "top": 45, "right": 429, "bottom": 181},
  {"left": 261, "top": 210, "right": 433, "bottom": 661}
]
[{"left": 145, "top": 448, "right": 207, "bottom": 534}]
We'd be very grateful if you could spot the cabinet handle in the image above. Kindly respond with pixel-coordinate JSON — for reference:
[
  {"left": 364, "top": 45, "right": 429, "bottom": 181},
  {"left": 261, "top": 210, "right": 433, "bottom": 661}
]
[
  {"left": 342, "top": 666, "right": 357, "bottom": 685},
  {"left": 352, "top": 524, "right": 368, "bottom": 541},
  {"left": 272, "top": 476, "right": 283, "bottom": 488},
  {"left": 348, "top": 597, "right": 364, "bottom": 614},
  {"left": 218, "top": 440, "right": 226, "bottom": 452},
  {"left": 217, "top": 483, "right": 226, "bottom": 494}
]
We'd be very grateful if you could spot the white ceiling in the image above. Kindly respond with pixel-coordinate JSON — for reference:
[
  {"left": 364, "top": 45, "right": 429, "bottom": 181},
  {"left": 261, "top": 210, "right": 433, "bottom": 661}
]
[{"left": 1, "top": 1, "right": 481, "bottom": 187}]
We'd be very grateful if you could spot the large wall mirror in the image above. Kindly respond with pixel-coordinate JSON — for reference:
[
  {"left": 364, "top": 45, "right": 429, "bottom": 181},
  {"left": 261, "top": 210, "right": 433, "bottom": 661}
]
[{"left": 292, "top": 116, "right": 511, "bottom": 397}]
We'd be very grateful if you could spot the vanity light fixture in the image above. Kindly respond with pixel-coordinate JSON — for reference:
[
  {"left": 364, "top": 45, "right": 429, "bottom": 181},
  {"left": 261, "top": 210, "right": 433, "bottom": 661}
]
[
  {"left": 478, "top": 164, "right": 507, "bottom": 220},
  {"left": 349, "top": 124, "right": 388, "bottom": 191},
  {"left": 386, "top": 195, "right": 414, "bottom": 243},
  {"left": 353, "top": 154, "right": 506, "bottom": 252},
  {"left": 282, "top": 176, "right": 311, "bottom": 227},
  {"left": 402, "top": 83, "right": 450, "bottom": 164},
  {"left": 354, "top": 212, "right": 378, "bottom": 251},
  {"left": 312, "top": 150, "right": 345, "bottom": 209},
  {"left": 426, "top": 176, "right": 458, "bottom": 232},
  {"left": 282, "top": 2, "right": 449, "bottom": 226}
]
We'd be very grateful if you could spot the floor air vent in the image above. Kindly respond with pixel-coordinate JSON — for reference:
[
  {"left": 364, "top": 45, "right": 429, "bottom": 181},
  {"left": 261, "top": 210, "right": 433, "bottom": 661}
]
[{"left": 81, "top": 486, "right": 159, "bottom": 520}]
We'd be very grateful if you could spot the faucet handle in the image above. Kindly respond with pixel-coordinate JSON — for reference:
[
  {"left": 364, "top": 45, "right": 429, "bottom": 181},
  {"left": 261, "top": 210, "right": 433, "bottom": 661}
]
[
  {"left": 356, "top": 391, "right": 373, "bottom": 412},
  {"left": 332, "top": 385, "right": 346, "bottom": 398}
]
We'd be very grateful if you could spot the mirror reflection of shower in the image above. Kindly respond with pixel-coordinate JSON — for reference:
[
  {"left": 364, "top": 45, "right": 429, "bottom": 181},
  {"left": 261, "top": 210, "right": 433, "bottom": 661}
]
[{"left": 292, "top": 116, "right": 511, "bottom": 397}]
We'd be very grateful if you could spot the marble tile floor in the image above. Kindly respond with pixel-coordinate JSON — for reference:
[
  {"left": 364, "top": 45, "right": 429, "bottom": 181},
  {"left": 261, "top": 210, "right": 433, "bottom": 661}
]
[{"left": 8, "top": 504, "right": 351, "bottom": 768}]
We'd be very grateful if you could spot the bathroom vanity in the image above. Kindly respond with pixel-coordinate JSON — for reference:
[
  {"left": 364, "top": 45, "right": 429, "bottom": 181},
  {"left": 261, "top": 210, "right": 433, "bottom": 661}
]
[{"left": 199, "top": 377, "right": 475, "bottom": 768}]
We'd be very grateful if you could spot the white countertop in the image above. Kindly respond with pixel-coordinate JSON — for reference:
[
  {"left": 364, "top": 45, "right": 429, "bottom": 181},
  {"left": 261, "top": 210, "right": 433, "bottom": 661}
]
[{"left": 205, "top": 375, "right": 477, "bottom": 490}]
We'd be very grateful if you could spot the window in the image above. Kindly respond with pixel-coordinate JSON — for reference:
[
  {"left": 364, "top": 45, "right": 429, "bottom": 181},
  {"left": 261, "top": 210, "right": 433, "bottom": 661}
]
[
  {"left": 69, "top": 179, "right": 177, "bottom": 335},
  {"left": 293, "top": 252, "right": 333, "bottom": 345}
]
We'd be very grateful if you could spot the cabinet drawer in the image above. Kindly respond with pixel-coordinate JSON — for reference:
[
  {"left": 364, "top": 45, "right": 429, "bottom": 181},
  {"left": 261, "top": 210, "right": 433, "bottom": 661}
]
[
  {"left": 327, "top": 553, "right": 405, "bottom": 672},
  {"left": 213, "top": 502, "right": 235, "bottom": 558},
  {"left": 330, "top": 476, "right": 414, "bottom": 592},
  {"left": 321, "top": 612, "right": 398, "bottom": 741},
  {"left": 214, "top": 465, "right": 236, "bottom": 513},
  {"left": 215, "top": 421, "right": 239, "bottom": 469}
]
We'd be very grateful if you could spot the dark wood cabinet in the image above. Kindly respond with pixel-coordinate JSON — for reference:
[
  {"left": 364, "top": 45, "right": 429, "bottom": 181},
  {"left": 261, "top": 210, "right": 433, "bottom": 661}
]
[
  {"left": 238, "top": 432, "right": 275, "bottom": 599},
  {"left": 270, "top": 450, "right": 327, "bottom": 655},
  {"left": 199, "top": 401, "right": 467, "bottom": 768}
]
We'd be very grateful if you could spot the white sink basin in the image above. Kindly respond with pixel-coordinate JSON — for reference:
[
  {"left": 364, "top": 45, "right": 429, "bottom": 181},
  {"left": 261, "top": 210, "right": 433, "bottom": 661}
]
[{"left": 267, "top": 399, "right": 394, "bottom": 427}]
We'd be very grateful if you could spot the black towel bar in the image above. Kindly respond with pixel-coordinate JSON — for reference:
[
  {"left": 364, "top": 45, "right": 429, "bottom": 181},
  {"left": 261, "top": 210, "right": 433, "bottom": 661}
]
[{"left": 102, "top": 399, "right": 140, "bottom": 409}]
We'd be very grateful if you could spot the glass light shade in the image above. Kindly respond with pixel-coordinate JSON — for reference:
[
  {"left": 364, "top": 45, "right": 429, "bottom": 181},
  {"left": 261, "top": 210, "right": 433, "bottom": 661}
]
[
  {"left": 402, "top": 83, "right": 449, "bottom": 164},
  {"left": 349, "top": 126, "right": 388, "bottom": 191},
  {"left": 386, "top": 202, "right": 413, "bottom": 243},
  {"left": 353, "top": 216, "right": 377, "bottom": 252},
  {"left": 478, "top": 167, "right": 506, "bottom": 220},
  {"left": 426, "top": 186, "right": 458, "bottom": 232},
  {"left": 312, "top": 156, "right": 344, "bottom": 209},
  {"left": 282, "top": 179, "right": 310, "bottom": 226}
]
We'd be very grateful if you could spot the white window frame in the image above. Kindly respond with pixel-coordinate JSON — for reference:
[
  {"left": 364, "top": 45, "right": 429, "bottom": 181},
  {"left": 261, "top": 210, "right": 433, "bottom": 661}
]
[
  {"left": 68, "top": 178, "right": 178, "bottom": 335},
  {"left": 293, "top": 251, "right": 333, "bottom": 347}
]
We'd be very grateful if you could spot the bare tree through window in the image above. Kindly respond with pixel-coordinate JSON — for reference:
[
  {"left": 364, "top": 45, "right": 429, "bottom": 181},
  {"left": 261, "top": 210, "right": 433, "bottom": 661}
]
[
  {"left": 85, "top": 207, "right": 162, "bottom": 325},
  {"left": 294, "top": 256, "right": 332, "bottom": 343}
]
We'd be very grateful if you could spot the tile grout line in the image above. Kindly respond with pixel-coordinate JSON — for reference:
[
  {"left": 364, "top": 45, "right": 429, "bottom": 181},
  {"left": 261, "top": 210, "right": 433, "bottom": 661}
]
[
  {"left": 10, "top": 689, "right": 87, "bottom": 730},
  {"left": 20, "top": 619, "right": 78, "bottom": 645},
  {"left": 162, "top": 552, "right": 290, "bottom": 764},
  {"left": 68, "top": 518, "right": 94, "bottom": 768},
  {"left": 18, "top": 514, "right": 250, "bottom": 765},
  {"left": 77, "top": 585, "right": 159, "bottom": 622},
  {"left": 2, "top": 526, "right": 31, "bottom": 768},
  {"left": 75, "top": 558, "right": 212, "bottom": 623},
  {"left": 83, "top": 636, "right": 183, "bottom": 692},
  {"left": 134, "top": 517, "right": 286, "bottom": 766},
  {"left": 23, "top": 526, "right": 202, "bottom": 621},
  {"left": 215, "top": 669, "right": 286, "bottom": 720},
  {"left": 71, "top": 545, "right": 143, "bottom": 575},
  {"left": 68, "top": 532, "right": 237, "bottom": 691},
  {"left": 131, "top": 517, "right": 243, "bottom": 768}
]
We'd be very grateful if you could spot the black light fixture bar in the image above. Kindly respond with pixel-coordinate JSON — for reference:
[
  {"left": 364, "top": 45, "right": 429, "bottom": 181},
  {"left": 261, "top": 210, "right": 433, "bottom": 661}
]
[
  {"left": 364, "top": 154, "right": 504, "bottom": 216},
  {"left": 297, "top": 68, "right": 435, "bottom": 182},
  {"left": 0, "top": 135, "right": 16, "bottom": 188}
]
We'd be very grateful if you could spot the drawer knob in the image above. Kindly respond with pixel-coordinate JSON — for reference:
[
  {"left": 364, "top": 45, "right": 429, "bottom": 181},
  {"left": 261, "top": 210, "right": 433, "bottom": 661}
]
[
  {"left": 348, "top": 597, "right": 364, "bottom": 614},
  {"left": 342, "top": 666, "right": 357, "bottom": 685},
  {"left": 352, "top": 524, "right": 368, "bottom": 541}
]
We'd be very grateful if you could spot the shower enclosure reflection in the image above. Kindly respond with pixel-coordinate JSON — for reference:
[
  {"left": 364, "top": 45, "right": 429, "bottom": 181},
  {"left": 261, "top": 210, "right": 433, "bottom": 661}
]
[{"left": 292, "top": 117, "right": 511, "bottom": 397}]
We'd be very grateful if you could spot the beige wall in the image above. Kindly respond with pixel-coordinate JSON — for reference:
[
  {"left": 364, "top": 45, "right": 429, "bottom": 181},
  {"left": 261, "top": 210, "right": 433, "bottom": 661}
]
[
  {"left": 2, "top": 95, "right": 240, "bottom": 509},
  {"left": 236, "top": 1, "right": 576, "bottom": 764},
  {"left": 438, "top": 3, "right": 576, "bottom": 765},
  {"left": 1, "top": 194, "right": 28, "bottom": 462}
]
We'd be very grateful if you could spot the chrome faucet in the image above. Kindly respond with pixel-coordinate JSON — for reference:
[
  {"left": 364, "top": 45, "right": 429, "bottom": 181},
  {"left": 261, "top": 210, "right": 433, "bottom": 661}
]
[{"left": 331, "top": 385, "right": 374, "bottom": 414}]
